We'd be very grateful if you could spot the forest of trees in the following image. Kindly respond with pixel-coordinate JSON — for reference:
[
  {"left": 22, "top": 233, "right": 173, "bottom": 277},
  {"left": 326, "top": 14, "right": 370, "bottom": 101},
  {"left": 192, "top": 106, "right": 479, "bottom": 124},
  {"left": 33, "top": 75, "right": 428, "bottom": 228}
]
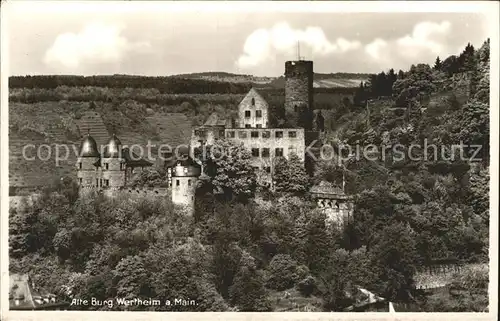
[
  {"left": 9, "top": 75, "right": 253, "bottom": 94},
  {"left": 9, "top": 39, "right": 490, "bottom": 312},
  {"left": 352, "top": 42, "right": 483, "bottom": 107}
]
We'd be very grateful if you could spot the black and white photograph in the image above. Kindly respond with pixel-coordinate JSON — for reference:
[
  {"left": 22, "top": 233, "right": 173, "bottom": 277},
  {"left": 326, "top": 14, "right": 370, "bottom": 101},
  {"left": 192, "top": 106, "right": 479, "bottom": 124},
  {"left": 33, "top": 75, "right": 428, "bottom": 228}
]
[{"left": 1, "top": 1, "right": 498, "bottom": 319}]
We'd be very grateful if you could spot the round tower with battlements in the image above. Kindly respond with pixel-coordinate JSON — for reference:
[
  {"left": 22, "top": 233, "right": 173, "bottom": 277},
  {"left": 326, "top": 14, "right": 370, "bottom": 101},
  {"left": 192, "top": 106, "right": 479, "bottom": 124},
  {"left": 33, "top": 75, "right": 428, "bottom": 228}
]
[
  {"left": 284, "top": 60, "right": 314, "bottom": 130},
  {"left": 170, "top": 158, "right": 201, "bottom": 215}
]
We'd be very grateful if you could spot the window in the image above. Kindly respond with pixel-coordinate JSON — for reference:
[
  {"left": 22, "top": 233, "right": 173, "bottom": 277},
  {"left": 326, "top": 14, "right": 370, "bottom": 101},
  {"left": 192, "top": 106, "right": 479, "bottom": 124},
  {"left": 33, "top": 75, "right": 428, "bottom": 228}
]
[
  {"left": 251, "top": 131, "right": 259, "bottom": 138},
  {"left": 227, "top": 131, "right": 235, "bottom": 138},
  {"left": 251, "top": 148, "right": 260, "bottom": 157},
  {"left": 100, "top": 179, "right": 103, "bottom": 187},
  {"left": 275, "top": 131, "right": 284, "bottom": 138},
  {"left": 289, "top": 146, "right": 297, "bottom": 156},
  {"left": 238, "top": 131, "right": 248, "bottom": 139},
  {"left": 265, "top": 166, "right": 271, "bottom": 173},
  {"left": 275, "top": 148, "right": 284, "bottom": 157},
  {"left": 262, "top": 148, "right": 270, "bottom": 157},
  {"left": 251, "top": 98, "right": 255, "bottom": 106},
  {"left": 78, "top": 162, "right": 82, "bottom": 169},
  {"left": 245, "top": 124, "right": 251, "bottom": 128},
  {"left": 219, "top": 130, "right": 225, "bottom": 137},
  {"left": 289, "top": 131, "right": 297, "bottom": 138},
  {"left": 262, "top": 131, "right": 271, "bottom": 139},
  {"left": 245, "top": 110, "right": 251, "bottom": 118},
  {"left": 96, "top": 179, "right": 99, "bottom": 186},
  {"left": 188, "top": 179, "right": 192, "bottom": 186},
  {"left": 105, "top": 179, "right": 109, "bottom": 187},
  {"left": 104, "top": 163, "right": 109, "bottom": 170},
  {"left": 256, "top": 124, "right": 262, "bottom": 128},
  {"left": 79, "top": 178, "right": 82, "bottom": 184},
  {"left": 195, "top": 130, "right": 206, "bottom": 137},
  {"left": 294, "top": 105, "right": 298, "bottom": 112},
  {"left": 176, "top": 179, "right": 180, "bottom": 186},
  {"left": 256, "top": 110, "right": 262, "bottom": 118}
]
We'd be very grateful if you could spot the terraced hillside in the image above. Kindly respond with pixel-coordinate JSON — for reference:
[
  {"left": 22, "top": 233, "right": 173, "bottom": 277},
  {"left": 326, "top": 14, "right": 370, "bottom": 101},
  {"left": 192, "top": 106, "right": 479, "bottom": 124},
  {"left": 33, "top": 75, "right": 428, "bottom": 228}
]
[
  {"left": 313, "top": 78, "right": 364, "bottom": 88},
  {"left": 9, "top": 133, "right": 75, "bottom": 189},
  {"left": 75, "top": 111, "right": 111, "bottom": 148},
  {"left": 9, "top": 102, "right": 193, "bottom": 191},
  {"left": 145, "top": 113, "right": 192, "bottom": 147},
  {"left": 175, "top": 72, "right": 369, "bottom": 89}
]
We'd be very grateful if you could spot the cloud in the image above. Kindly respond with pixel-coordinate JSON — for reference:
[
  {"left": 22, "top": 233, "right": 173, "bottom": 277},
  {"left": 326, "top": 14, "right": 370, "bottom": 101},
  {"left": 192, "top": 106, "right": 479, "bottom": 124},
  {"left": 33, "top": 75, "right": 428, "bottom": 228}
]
[
  {"left": 236, "top": 22, "right": 361, "bottom": 68},
  {"left": 44, "top": 22, "right": 151, "bottom": 69},
  {"left": 364, "top": 21, "right": 452, "bottom": 65},
  {"left": 365, "top": 38, "right": 388, "bottom": 60}
]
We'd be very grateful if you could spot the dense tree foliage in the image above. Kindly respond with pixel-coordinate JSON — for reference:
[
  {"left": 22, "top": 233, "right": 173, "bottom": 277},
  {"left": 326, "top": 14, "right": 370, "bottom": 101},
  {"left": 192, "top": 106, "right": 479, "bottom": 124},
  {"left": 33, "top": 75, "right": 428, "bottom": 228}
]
[
  {"left": 273, "top": 154, "right": 311, "bottom": 195},
  {"left": 9, "top": 75, "right": 252, "bottom": 94},
  {"left": 9, "top": 39, "right": 489, "bottom": 312},
  {"left": 195, "top": 139, "right": 257, "bottom": 201}
]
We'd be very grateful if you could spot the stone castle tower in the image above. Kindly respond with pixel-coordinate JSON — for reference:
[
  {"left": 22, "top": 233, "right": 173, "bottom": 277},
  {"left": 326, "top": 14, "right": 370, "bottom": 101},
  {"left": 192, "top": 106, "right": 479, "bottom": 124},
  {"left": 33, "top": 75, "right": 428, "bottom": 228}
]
[
  {"left": 76, "top": 130, "right": 202, "bottom": 214},
  {"left": 168, "top": 158, "right": 201, "bottom": 215},
  {"left": 101, "top": 134, "right": 127, "bottom": 188},
  {"left": 76, "top": 133, "right": 127, "bottom": 190},
  {"left": 284, "top": 60, "right": 314, "bottom": 130},
  {"left": 76, "top": 134, "right": 101, "bottom": 188}
]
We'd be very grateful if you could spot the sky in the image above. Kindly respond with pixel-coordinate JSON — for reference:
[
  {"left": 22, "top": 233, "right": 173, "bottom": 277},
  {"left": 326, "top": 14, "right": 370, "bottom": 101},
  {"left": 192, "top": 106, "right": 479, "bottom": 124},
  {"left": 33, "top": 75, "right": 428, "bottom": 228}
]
[{"left": 4, "top": 2, "right": 492, "bottom": 77}]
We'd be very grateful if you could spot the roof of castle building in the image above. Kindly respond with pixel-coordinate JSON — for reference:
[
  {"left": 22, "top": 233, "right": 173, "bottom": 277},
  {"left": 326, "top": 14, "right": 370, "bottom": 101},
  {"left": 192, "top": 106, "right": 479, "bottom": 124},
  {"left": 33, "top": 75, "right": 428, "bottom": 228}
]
[
  {"left": 250, "top": 87, "right": 267, "bottom": 99},
  {"left": 203, "top": 112, "right": 228, "bottom": 127},
  {"left": 9, "top": 274, "right": 69, "bottom": 310},
  {"left": 102, "top": 134, "right": 122, "bottom": 158},
  {"left": 79, "top": 133, "right": 100, "bottom": 157},
  {"left": 81, "top": 133, "right": 153, "bottom": 167},
  {"left": 241, "top": 87, "right": 269, "bottom": 105},
  {"left": 121, "top": 147, "right": 154, "bottom": 167}
]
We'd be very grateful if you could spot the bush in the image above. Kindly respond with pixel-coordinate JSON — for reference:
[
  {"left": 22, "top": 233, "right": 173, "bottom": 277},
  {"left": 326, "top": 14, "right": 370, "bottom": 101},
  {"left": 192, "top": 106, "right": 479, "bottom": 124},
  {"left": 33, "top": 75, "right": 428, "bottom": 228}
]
[
  {"left": 265, "top": 254, "right": 299, "bottom": 291},
  {"left": 297, "top": 276, "right": 317, "bottom": 297}
]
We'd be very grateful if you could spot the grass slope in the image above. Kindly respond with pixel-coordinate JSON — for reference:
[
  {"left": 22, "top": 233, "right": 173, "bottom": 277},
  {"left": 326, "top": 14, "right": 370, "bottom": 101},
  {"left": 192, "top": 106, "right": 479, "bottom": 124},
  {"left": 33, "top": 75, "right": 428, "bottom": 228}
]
[{"left": 174, "top": 72, "right": 369, "bottom": 88}]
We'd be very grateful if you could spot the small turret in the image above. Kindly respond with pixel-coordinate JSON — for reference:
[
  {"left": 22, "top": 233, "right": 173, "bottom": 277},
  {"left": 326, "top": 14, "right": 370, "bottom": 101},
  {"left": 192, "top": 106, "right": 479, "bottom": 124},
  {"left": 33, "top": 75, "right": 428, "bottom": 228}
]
[{"left": 170, "top": 157, "right": 201, "bottom": 215}]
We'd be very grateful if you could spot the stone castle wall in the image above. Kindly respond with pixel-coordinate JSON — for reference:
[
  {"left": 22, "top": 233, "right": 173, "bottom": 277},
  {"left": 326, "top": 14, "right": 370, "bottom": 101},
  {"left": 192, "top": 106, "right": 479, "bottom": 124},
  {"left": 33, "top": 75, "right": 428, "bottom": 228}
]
[
  {"left": 190, "top": 126, "right": 226, "bottom": 155},
  {"left": 225, "top": 127, "right": 306, "bottom": 169},
  {"left": 284, "top": 61, "right": 314, "bottom": 117}
]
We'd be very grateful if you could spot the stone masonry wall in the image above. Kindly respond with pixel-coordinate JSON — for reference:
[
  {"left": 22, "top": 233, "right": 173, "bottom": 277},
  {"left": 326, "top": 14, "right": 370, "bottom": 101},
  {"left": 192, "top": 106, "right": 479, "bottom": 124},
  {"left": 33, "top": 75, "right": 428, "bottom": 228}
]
[
  {"left": 225, "top": 127, "right": 305, "bottom": 169},
  {"left": 284, "top": 61, "right": 314, "bottom": 117}
]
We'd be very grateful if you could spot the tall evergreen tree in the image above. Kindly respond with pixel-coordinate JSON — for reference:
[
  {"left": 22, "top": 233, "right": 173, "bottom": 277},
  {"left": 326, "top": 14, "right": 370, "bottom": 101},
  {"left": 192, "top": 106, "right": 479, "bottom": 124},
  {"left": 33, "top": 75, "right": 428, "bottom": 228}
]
[
  {"left": 387, "top": 69, "right": 397, "bottom": 96},
  {"left": 434, "top": 56, "right": 442, "bottom": 70}
]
